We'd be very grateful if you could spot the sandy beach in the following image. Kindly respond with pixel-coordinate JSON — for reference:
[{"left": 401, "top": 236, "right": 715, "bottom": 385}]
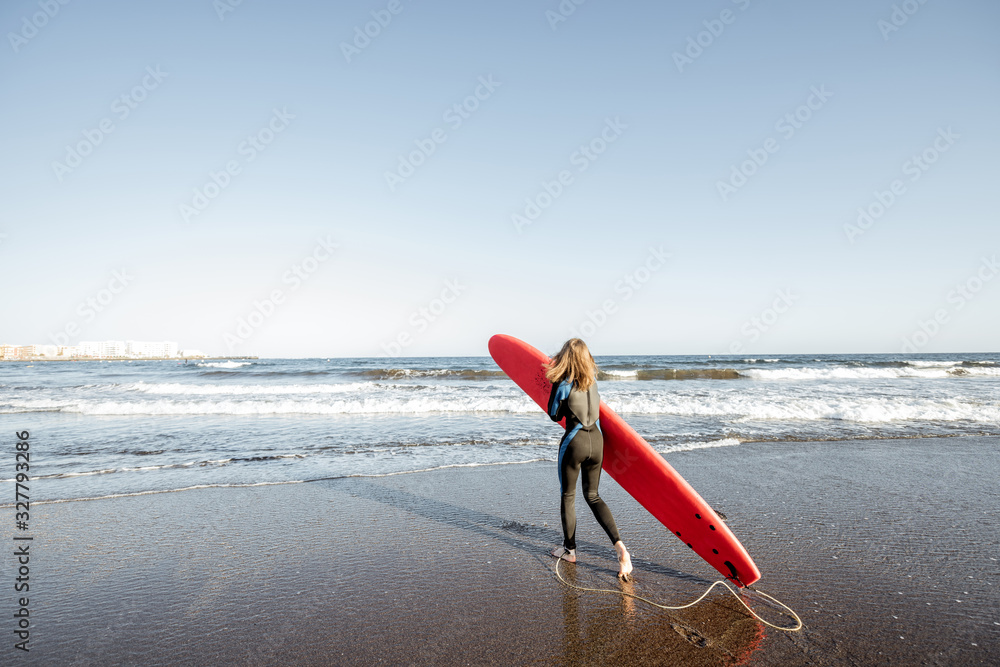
[{"left": 9, "top": 435, "right": 998, "bottom": 665}]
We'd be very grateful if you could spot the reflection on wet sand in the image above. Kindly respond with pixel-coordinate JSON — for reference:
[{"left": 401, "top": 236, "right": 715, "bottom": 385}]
[{"left": 556, "top": 556, "right": 765, "bottom": 666}]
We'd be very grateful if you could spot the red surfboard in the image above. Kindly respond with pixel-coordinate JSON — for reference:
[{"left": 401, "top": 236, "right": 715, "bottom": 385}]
[{"left": 489, "top": 334, "right": 761, "bottom": 587}]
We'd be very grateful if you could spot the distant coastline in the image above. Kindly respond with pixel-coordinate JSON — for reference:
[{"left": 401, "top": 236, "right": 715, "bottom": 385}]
[{"left": 1, "top": 356, "right": 257, "bottom": 363}]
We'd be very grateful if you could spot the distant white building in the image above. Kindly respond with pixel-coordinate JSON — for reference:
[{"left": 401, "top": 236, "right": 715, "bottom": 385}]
[
  {"left": 78, "top": 341, "right": 102, "bottom": 357},
  {"left": 4, "top": 340, "right": 185, "bottom": 359},
  {"left": 78, "top": 341, "right": 129, "bottom": 358},
  {"left": 126, "top": 340, "right": 179, "bottom": 358}
]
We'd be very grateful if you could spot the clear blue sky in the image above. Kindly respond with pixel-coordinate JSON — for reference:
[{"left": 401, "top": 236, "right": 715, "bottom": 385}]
[{"left": 1, "top": 0, "right": 997, "bottom": 357}]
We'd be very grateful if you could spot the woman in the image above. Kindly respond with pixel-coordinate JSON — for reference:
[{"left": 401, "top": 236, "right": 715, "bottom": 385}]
[{"left": 546, "top": 338, "right": 633, "bottom": 580}]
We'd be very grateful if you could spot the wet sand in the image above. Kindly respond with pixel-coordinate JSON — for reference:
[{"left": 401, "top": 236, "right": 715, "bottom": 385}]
[{"left": 7, "top": 436, "right": 999, "bottom": 665}]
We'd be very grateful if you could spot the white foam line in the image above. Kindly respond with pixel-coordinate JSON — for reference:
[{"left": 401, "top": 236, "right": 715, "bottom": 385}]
[
  {"left": 1, "top": 395, "right": 538, "bottom": 416},
  {"left": 601, "top": 370, "right": 639, "bottom": 378},
  {"left": 197, "top": 361, "right": 251, "bottom": 369},
  {"left": 18, "top": 458, "right": 239, "bottom": 481},
  {"left": 125, "top": 381, "right": 375, "bottom": 396},
  {"left": 29, "top": 467, "right": 118, "bottom": 480},
  {"left": 307, "top": 458, "right": 555, "bottom": 481},
  {"left": 656, "top": 437, "right": 742, "bottom": 454}
]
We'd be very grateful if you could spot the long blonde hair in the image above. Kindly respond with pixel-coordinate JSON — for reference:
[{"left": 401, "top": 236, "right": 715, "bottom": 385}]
[{"left": 545, "top": 338, "right": 598, "bottom": 392}]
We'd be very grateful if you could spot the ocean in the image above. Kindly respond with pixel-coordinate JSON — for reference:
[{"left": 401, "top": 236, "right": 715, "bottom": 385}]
[{"left": 2, "top": 353, "right": 998, "bottom": 503}]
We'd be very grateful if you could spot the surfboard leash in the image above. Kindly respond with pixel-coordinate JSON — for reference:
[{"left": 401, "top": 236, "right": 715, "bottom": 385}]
[{"left": 553, "top": 557, "right": 803, "bottom": 632}]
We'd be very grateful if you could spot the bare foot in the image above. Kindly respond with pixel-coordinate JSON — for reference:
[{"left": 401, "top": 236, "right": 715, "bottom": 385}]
[
  {"left": 551, "top": 546, "right": 576, "bottom": 563},
  {"left": 614, "top": 541, "right": 633, "bottom": 581}
]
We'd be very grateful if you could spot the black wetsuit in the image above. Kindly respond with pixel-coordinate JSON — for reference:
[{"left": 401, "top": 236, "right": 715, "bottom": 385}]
[{"left": 548, "top": 378, "right": 621, "bottom": 551}]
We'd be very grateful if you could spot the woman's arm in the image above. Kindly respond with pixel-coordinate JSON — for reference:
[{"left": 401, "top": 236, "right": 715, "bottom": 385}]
[{"left": 548, "top": 380, "right": 571, "bottom": 422}]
